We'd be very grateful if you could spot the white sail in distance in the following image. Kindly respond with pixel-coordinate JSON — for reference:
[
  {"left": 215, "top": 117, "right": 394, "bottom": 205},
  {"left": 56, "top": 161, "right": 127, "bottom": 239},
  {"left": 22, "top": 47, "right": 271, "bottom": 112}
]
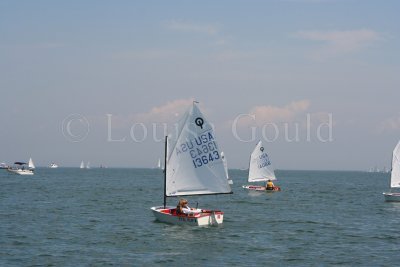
[
  {"left": 221, "top": 151, "right": 229, "bottom": 179},
  {"left": 157, "top": 158, "right": 161, "bottom": 169},
  {"left": 248, "top": 140, "right": 276, "bottom": 182},
  {"left": 391, "top": 141, "right": 400, "bottom": 188},
  {"left": 28, "top": 158, "right": 35, "bottom": 169}
]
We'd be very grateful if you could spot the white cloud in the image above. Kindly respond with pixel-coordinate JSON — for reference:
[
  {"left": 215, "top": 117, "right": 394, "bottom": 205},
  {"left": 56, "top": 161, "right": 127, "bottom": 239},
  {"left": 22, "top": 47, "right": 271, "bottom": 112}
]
[
  {"left": 229, "top": 100, "right": 336, "bottom": 128},
  {"left": 165, "top": 20, "right": 219, "bottom": 35},
  {"left": 103, "top": 98, "right": 211, "bottom": 131},
  {"left": 295, "top": 29, "right": 381, "bottom": 59},
  {"left": 133, "top": 98, "right": 195, "bottom": 123},
  {"left": 302, "top": 111, "right": 336, "bottom": 129},
  {"left": 379, "top": 115, "right": 400, "bottom": 133},
  {"left": 98, "top": 99, "right": 198, "bottom": 131},
  {"left": 232, "top": 100, "right": 311, "bottom": 127},
  {"left": 101, "top": 99, "right": 195, "bottom": 131},
  {"left": 250, "top": 100, "right": 310, "bottom": 124}
]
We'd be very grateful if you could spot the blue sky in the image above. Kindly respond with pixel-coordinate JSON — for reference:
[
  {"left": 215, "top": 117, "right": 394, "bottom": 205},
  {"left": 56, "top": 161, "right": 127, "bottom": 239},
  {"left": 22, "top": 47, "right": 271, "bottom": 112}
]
[{"left": 1, "top": 0, "right": 399, "bottom": 170}]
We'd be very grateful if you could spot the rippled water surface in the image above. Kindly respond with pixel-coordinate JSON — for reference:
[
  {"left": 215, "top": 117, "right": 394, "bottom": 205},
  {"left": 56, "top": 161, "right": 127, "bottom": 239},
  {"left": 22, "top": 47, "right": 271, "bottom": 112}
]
[{"left": 1, "top": 168, "right": 399, "bottom": 266}]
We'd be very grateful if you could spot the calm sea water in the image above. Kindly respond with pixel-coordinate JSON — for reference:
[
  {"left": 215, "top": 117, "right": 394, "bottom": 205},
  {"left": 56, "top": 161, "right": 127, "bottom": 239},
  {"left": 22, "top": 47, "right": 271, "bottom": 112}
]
[{"left": 1, "top": 168, "right": 399, "bottom": 266}]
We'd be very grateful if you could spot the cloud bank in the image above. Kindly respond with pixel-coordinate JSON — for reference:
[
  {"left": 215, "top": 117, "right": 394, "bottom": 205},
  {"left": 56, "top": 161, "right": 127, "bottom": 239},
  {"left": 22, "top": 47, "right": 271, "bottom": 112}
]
[
  {"left": 234, "top": 100, "right": 311, "bottom": 127},
  {"left": 379, "top": 115, "right": 400, "bottom": 133},
  {"left": 134, "top": 98, "right": 195, "bottom": 123}
]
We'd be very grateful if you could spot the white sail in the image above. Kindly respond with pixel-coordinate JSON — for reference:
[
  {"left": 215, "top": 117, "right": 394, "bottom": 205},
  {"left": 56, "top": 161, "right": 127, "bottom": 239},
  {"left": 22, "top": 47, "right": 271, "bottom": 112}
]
[
  {"left": 86, "top": 162, "right": 90, "bottom": 169},
  {"left": 248, "top": 140, "right": 276, "bottom": 182},
  {"left": 391, "top": 141, "right": 400, "bottom": 188},
  {"left": 221, "top": 151, "right": 229, "bottom": 177},
  {"left": 80, "top": 161, "right": 84, "bottom": 169},
  {"left": 221, "top": 151, "right": 233, "bottom": 185},
  {"left": 165, "top": 103, "right": 232, "bottom": 196},
  {"left": 28, "top": 158, "right": 35, "bottom": 169},
  {"left": 157, "top": 158, "right": 161, "bottom": 169}
]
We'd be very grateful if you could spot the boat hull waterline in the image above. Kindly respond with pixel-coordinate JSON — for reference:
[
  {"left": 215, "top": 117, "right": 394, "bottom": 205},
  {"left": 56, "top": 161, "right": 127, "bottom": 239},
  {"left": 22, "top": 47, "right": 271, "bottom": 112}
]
[
  {"left": 151, "top": 206, "right": 224, "bottom": 226},
  {"left": 242, "top": 185, "right": 281, "bottom": 191},
  {"left": 7, "top": 168, "right": 34, "bottom": 175},
  {"left": 383, "top": 192, "right": 400, "bottom": 202}
]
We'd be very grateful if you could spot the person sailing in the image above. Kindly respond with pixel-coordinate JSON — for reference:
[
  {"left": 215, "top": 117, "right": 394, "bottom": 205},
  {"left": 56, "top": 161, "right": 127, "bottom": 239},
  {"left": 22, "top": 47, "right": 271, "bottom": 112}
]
[
  {"left": 176, "top": 198, "right": 202, "bottom": 215},
  {"left": 266, "top": 179, "right": 275, "bottom": 190}
]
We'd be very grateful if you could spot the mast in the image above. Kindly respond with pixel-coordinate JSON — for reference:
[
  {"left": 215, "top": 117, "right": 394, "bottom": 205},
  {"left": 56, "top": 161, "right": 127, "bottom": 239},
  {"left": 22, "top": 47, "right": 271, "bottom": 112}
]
[
  {"left": 390, "top": 149, "right": 394, "bottom": 190},
  {"left": 163, "top": 135, "right": 167, "bottom": 208}
]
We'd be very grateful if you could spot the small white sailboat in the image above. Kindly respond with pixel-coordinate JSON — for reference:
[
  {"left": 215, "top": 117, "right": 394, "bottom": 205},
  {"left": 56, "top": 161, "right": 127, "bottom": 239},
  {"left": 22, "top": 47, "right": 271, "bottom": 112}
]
[
  {"left": 221, "top": 151, "right": 233, "bottom": 185},
  {"left": 383, "top": 141, "right": 400, "bottom": 201},
  {"left": 28, "top": 158, "right": 35, "bottom": 170},
  {"left": 242, "top": 140, "right": 280, "bottom": 191},
  {"left": 86, "top": 162, "right": 90, "bottom": 169},
  {"left": 49, "top": 163, "right": 58, "bottom": 168},
  {"left": 7, "top": 161, "right": 34, "bottom": 175},
  {"left": 80, "top": 161, "right": 85, "bottom": 169},
  {"left": 151, "top": 102, "right": 232, "bottom": 226},
  {"left": 157, "top": 158, "right": 162, "bottom": 169}
]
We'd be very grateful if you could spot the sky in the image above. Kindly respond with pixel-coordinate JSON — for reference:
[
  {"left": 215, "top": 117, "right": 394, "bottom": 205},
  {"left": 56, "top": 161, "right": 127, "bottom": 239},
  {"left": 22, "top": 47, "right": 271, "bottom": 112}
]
[{"left": 1, "top": 0, "right": 399, "bottom": 170}]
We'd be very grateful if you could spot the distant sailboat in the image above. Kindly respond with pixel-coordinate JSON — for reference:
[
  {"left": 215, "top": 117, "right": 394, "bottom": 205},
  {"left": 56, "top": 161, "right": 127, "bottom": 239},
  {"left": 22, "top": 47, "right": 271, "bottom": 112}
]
[
  {"left": 49, "top": 163, "right": 58, "bottom": 168},
  {"left": 383, "top": 141, "right": 400, "bottom": 201},
  {"left": 243, "top": 140, "right": 280, "bottom": 191},
  {"left": 28, "top": 158, "right": 35, "bottom": 170},
  {"left": 86, "top": 162, "right": 90, "bottom": 169},
  {"left": 157, "top": 158, "right": 161, "bottom": 169},
  {"left": 80, "top": 161, "right": 85, "bottom": 169},
  {"left": 151, "top": 102, "right": 232, "bottom": 226},
  {"left": 221, "top": 152, "right": 233, "bottom": 185}
]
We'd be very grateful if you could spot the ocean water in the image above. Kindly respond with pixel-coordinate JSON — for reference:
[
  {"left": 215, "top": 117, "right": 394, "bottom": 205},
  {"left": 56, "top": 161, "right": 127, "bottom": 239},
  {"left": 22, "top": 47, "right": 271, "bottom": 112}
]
[{"left": 1, "top": 168, "right": 399, "bottom": 266}]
